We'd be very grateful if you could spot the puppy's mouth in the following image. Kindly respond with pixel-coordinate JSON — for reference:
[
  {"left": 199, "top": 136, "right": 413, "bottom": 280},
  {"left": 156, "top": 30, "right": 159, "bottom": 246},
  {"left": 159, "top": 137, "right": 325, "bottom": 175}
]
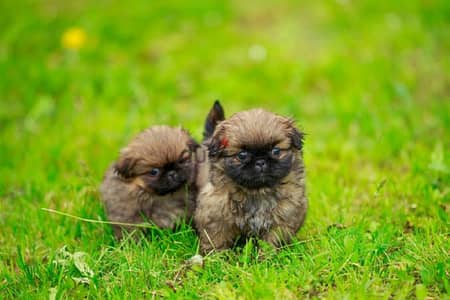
[
  {"left": 151, "top": 181, "right": 186, "bottom": 196},
  {"left": 235, "top": 174, "right": 280, "bottom": 189}
]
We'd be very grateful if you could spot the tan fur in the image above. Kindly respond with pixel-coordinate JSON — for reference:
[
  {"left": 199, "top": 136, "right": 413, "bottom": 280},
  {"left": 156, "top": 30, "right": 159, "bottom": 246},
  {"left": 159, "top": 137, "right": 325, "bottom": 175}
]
[
  {"left": 195, "top": 109, "right": 307, "bottom": 253},
  {"left": 117, "top": 126, "right": 193, "bottom": 174},
  {"left": 100, "top": 126, "right": 198, "bottom": 239}
]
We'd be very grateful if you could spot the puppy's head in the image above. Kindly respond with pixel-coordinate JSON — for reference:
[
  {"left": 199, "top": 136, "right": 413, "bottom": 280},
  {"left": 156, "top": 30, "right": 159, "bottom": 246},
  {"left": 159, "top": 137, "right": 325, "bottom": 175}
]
[
  {"left": 208, "top": 109, "right": 304, "bottom": 189},
  {"left": 114, "top": 126, "right": 199, "bottom": 195}
]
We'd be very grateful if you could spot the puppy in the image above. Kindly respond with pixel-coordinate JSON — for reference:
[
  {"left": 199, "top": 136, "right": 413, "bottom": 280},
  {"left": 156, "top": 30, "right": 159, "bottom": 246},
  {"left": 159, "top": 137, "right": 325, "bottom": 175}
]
[
  {"left": 195, "top": 103, "right": 307, "bottom": 253},
  {"left": 100, "top": 126, "right": 199, "bottom": 239}
]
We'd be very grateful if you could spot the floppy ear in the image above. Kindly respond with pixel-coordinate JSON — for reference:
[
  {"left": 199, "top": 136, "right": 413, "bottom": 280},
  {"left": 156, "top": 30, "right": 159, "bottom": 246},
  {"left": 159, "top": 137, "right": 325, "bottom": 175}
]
[
  {"left": 289, "top": 127, "right": 305, "bottom": 150},
  {"left": 114, "top": 157, "right": 136, "bottom": 178}
]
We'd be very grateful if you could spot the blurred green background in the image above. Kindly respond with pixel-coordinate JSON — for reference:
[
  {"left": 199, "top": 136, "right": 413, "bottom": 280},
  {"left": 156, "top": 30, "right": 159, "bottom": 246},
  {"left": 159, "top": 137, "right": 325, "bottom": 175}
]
[{"left": 0, "top": 0, "right": 449, "bottom": 298}]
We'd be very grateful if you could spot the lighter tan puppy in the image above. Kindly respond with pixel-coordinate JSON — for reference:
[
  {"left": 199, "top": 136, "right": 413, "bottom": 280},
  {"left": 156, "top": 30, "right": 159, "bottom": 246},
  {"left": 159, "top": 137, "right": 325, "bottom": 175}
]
[
  {"left": 195, "top": 102, "right": 307, "bottom": 253},
  {"left": 101, "top": 126, "right": 198, "bottom": 239}
]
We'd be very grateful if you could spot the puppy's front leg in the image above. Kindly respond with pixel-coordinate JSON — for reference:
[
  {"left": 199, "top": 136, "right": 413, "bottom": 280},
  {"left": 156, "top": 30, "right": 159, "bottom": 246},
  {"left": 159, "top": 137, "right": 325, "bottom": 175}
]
[
  {"left": 198, "top": 221, "right": 238, "bottom": 254},
  {"left": 262, "top": 226, "right": 296, "bottom": 248},
  {"left": 195, "top": 185, "right": 239, "bottom": 253},
  {"left": 108, "top": 209, "right": 146, "bottom": 240},
  {"left": 262, "top": 196, "right": 307, "bottom": 247}
]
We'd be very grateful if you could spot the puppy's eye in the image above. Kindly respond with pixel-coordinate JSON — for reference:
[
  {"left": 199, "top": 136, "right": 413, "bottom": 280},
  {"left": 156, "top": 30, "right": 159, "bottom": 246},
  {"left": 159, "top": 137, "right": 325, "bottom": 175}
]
[
  {"left": 237, "top": 150, "right": 248, "bottom": 161},
  {"left": 149, "top": 168, "right": 160, "bottom": 176},
  {"left": 271, "top": 147, "right": 281, "bottom": 157}
]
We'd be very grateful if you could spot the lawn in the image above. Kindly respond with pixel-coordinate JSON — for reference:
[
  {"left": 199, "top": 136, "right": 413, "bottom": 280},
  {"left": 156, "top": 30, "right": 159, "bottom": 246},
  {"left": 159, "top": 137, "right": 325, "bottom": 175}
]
[{"left": 0, "top": 0, "right": 449, "bottom": 298}]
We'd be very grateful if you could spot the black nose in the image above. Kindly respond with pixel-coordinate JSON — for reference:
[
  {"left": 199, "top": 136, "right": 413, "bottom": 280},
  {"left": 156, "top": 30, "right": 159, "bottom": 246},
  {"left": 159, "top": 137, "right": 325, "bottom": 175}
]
[
  {"left": 167, "top": 170, "right": 177, "bottom": 181},
  {"left": 254, "top": 159, "right": 267, "bottom": 172}
]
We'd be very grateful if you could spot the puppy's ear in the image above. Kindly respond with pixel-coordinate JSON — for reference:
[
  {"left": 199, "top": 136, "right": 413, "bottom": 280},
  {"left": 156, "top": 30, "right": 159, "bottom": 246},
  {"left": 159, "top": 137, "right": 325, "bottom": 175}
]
[
  {"left": 208, "top": 128, "right": 227, "bottom": 158},
  {"left": 114, "top": 157, "right": 136, "bottom": 178},
  {"left": 203, "top": 100, "right": 225, "bottom": 140},
  {"left": 289, "top": 126, "right": 305, "bottom": 150}
]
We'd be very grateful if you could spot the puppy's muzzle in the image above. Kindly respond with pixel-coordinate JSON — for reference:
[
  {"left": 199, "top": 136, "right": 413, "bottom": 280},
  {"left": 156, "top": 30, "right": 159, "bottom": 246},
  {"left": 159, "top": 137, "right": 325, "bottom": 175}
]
[{"left": 254, "top": 159, "right": 267, "bottom": 173}]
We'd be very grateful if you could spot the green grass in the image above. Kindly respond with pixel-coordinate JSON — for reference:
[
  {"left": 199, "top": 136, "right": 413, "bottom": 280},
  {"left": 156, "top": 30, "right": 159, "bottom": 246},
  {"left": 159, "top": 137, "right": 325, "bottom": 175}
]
[{"left": 1, "top": 0, "right": 449, "bottom": 298}]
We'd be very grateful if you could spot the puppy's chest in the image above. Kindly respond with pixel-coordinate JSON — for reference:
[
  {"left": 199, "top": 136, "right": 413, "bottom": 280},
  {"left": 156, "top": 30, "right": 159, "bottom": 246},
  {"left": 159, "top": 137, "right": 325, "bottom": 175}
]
[
  {"left": 150, "top": 190, "right": 193, "bottom": 212},
  {"left": 139, "top": 186, "right": 195, "bottom": 217},
  {"left": 230, "top": 192, "right": 279, "bottom": 237}
]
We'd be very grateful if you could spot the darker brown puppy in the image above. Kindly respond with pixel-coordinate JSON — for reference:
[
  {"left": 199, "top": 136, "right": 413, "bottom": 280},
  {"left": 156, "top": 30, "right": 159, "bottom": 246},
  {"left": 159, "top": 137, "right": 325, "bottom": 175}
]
[
  {"left": 195, "top": 104, "right": 307, "bottom": 253},
  {"left": 101, "top": 126, "right": 199, "bottom": 239}
]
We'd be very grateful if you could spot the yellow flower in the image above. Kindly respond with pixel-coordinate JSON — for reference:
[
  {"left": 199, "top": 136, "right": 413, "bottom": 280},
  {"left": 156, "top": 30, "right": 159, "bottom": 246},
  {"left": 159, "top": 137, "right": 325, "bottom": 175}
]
[{"left": 61, "top": 27, "right": 87, "bottom": 50}]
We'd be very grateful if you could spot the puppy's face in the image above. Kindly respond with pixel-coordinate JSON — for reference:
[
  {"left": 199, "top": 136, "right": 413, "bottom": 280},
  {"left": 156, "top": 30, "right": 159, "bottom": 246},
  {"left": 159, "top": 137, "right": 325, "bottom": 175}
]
[
  {"left": 115, "top": 126, "right": 198, "bottom": 195},
  {"left": 208, "top": 109, "right": 303, "bottom": 189}
]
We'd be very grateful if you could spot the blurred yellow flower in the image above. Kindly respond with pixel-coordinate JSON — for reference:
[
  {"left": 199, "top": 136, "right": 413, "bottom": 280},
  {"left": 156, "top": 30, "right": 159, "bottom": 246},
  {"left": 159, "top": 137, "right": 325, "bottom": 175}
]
[{"left": 61, "top": 27, "right": 87, "bottom": 50}]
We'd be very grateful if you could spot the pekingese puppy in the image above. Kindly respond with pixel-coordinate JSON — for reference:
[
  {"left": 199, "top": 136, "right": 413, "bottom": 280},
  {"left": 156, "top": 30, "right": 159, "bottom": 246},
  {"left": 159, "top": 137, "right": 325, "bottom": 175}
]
[
  {"left": 101, "top": 125, "right": 199, "bottom": 239},
  {"left": 195, "top": 102, "right": 307, "bottom": 253}
]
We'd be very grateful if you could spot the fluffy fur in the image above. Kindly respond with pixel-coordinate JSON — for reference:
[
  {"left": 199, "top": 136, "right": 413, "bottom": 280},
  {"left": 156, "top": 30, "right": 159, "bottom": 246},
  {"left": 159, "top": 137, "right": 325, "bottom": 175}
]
[
  {"left": 195, "top": 105, "right": 307, "bottom": 253},
  {"left": 100, "top": 126, "right": 199, "bottom": 239}
]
